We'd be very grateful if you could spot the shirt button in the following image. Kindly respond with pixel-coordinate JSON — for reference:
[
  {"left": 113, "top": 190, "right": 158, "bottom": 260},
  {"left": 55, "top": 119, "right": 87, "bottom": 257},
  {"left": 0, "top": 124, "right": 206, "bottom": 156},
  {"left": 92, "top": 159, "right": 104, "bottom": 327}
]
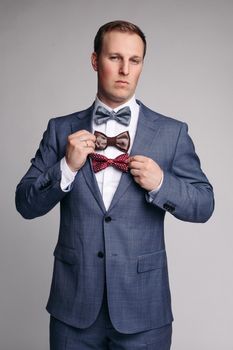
[
  {"left": 105, "top": 216, "right": 112, "bottom": 222},
  {"left": 97, "top": 251, "right": 104, "bottom": 258}
]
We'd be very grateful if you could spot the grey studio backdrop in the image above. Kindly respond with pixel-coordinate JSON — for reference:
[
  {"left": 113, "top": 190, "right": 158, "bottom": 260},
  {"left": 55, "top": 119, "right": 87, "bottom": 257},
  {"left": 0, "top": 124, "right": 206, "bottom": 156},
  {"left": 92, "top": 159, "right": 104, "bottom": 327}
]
[{"left": 1, "top": 0, "right": 232, "bottom": 349}]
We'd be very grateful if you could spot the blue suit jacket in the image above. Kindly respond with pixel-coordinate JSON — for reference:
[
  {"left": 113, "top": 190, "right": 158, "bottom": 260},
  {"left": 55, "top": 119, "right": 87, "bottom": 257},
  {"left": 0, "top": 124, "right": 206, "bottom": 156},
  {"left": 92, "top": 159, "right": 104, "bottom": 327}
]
[{"left": 15, "top": 101, "right": 214, "bottom": 334}]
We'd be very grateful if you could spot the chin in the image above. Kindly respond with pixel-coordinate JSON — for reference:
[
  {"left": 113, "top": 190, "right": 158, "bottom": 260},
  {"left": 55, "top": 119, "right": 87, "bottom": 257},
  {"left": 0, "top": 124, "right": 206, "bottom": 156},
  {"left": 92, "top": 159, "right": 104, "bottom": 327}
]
[
  {"left": 101, "top": 90, "right": 132, "bottom": 107},
  {"left": 113, "top": 93, "right": 131, "bottom": 103}
]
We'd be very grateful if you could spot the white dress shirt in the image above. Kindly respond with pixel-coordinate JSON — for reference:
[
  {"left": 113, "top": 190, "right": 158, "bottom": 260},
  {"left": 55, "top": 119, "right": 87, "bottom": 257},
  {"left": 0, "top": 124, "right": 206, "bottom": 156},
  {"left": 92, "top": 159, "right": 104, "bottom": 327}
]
[
  {"left": 60, "top": 96, "right": 163, "bottom": 210},
  {"left": 92, "top": 96, "right": 139, "bottom": 209}
]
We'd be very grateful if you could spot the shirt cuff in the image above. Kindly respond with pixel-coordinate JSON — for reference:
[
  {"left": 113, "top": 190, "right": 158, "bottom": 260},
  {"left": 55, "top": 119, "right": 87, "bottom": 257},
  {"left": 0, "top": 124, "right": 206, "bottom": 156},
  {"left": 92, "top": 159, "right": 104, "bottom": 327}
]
[
  {"left": 147, "top": 172, "right": 164, "bottom": 203},
  {"left": 60, "top": 157, "right": 77, "bottom": 192}
]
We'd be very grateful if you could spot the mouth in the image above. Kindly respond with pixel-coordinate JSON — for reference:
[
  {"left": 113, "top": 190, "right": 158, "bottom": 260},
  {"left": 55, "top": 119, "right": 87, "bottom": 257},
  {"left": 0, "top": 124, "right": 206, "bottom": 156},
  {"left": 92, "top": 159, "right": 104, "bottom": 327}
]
[{"left": 115, "top": 80, "right": 129, "bottom": 85}]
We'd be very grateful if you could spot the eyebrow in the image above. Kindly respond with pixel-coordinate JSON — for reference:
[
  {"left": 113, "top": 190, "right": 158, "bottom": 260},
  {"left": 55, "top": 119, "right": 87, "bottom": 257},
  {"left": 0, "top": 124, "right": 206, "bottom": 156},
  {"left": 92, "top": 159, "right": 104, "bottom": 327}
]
[{"left": 108, "top": 52, "right": 143, "bottom": 59}]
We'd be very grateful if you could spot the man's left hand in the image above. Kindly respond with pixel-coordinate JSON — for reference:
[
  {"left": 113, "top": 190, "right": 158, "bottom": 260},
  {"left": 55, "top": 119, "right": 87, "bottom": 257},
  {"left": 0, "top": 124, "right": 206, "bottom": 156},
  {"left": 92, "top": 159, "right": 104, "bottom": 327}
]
[{"left": 128, "top": 155, "right": 163, "bottom": 192}]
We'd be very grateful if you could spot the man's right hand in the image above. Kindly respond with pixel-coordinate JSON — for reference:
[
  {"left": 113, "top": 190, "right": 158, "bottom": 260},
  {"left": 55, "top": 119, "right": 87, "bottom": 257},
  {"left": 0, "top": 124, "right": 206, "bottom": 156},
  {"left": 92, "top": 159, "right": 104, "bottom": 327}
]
[{"left": 65, "top": 130, "right": 96, "bottom": 172}]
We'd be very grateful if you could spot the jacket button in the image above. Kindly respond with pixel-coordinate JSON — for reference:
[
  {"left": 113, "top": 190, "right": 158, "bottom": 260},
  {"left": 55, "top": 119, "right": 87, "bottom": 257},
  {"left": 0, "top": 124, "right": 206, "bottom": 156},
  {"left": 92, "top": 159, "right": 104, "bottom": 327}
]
[
  {"left": 105, "top": 216, "right": 112, "bottom": 222},
  {"left": 163, "top": 203, "right": 175, "bottom": 213},
  {"left": 163, "top": 203, "right": 169, "bottom": 210},
  {"left": 97, "top": 251, "right": 104, "bottom": 258}
]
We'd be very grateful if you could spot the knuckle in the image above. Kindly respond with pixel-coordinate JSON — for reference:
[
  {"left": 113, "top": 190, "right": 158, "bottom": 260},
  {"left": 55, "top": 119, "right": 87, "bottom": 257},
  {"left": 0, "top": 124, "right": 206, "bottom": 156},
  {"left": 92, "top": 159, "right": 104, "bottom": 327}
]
[
  {"left": 68, "top": 138, "right": 75, "bottom": 146},
  {"left": 72, "top": 141, "right": 81, "bottom": 150},
  {"left": 72, "top": 139, "right": 79, "bottom": 147}
]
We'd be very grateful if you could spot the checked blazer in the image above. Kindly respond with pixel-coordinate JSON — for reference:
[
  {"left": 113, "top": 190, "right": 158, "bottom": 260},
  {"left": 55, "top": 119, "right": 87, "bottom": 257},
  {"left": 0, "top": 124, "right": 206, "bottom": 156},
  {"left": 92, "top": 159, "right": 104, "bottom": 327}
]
[{"left": 15, "top": 101, "right": 214, "bottom": 334}]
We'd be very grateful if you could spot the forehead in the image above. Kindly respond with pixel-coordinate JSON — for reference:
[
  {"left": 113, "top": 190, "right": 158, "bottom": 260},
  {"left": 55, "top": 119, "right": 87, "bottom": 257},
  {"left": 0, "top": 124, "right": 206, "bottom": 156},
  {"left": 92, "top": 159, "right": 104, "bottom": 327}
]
[{"left": 101, "top": 30, "right": 144, "bottom": 56}]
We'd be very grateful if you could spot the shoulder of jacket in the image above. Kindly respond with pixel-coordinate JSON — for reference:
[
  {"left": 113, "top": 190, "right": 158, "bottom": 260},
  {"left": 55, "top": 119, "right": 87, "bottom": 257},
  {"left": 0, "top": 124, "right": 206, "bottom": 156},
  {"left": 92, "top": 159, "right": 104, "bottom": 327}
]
[
  {"left": 138, "top": 100, "right": 186, "bottom": 128},
  {"left": 48, "top": 104, "right": 94, "bottom": 126}
]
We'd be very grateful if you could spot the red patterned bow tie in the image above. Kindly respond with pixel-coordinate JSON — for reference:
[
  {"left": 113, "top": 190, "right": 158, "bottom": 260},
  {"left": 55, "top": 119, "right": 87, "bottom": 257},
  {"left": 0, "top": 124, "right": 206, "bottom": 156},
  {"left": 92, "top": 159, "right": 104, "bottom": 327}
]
[
  {"left": 89, "top": 153, "right": 129, "bottom": 173},
  {"left": 94, "top": 130, "right": 130, "bottom": 153}
]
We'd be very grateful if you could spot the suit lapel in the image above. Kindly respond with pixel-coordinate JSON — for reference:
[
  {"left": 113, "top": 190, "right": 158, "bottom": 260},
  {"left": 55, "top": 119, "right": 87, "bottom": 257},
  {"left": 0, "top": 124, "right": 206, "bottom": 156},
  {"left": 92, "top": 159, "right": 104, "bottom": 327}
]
[
  {"left": 108, "top": 103, "right": 161, "bottom": 212},
  {"left": 71, "top": 105, "right": 106, "bottom": 214},
  {"left": 70, "top": 102, "right": 162, "bottom": 214}
]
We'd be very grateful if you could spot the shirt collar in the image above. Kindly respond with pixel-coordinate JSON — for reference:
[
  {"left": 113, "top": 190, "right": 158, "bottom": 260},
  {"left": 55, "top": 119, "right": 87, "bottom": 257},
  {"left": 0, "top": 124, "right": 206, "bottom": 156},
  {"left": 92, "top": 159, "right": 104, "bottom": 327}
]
[{"left": 94, "top": 95, "right": 138, "bottom": 114}]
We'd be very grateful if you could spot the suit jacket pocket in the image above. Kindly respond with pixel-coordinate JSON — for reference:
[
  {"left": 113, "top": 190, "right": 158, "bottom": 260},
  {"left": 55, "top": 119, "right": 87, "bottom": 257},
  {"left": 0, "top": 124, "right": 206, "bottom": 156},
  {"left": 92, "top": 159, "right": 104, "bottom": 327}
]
[
  {"left": 137, "top": 250, "right": 167, "bottom": 273},
  {"left": 53, "top": 244, "right": 77, "bottom": 265}
]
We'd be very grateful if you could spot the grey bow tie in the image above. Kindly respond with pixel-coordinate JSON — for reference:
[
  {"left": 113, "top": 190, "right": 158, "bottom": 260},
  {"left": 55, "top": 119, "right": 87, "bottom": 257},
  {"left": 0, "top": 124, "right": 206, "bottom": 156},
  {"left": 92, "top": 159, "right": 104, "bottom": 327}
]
[{"left": 94, "top": 106, "right": 131, "bottom": 126}]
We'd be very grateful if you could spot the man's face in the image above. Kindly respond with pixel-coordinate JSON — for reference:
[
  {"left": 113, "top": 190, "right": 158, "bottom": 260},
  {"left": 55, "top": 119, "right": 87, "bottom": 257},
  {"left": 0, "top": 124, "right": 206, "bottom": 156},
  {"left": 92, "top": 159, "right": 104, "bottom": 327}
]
[{"left": 92, "top": 31, "right": 144, "bottom": 108}]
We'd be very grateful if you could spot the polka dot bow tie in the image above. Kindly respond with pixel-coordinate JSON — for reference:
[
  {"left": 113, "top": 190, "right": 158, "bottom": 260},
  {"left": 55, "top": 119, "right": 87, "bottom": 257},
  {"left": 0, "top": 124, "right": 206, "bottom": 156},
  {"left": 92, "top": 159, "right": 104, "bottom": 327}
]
[
  {"left": 89, "top": 153, "right": 129, "bottom": 173},
  {"left": 94, "top": 130, "right": 130, "bottom": 153},
  {"left": 94, "top": 106, "right": 131, "bottom": 126}
]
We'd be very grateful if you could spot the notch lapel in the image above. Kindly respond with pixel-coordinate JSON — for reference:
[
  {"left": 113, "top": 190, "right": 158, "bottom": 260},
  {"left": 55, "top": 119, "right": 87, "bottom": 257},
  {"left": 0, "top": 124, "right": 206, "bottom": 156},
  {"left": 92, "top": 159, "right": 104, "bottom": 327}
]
[{"left": 71, "top": 105, "right": 106, "bottom": 214}]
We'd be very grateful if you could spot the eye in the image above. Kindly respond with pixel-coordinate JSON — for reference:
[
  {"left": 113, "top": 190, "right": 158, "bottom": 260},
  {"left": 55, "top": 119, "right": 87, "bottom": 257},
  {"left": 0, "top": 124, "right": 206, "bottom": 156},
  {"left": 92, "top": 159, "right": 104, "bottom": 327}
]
[
  {"left": 130, "top": 58, "right": 142, "bottom": 65},
  {"left": 109, "top": 55, "right": 120, "bottom": 61}
]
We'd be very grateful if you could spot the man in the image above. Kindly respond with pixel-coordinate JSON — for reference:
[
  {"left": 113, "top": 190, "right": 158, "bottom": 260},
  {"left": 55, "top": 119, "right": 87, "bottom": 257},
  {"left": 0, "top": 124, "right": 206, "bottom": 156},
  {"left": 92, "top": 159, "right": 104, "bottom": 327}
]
[{"left": 16, "top": 20, "right": 214, "bottom": 350}]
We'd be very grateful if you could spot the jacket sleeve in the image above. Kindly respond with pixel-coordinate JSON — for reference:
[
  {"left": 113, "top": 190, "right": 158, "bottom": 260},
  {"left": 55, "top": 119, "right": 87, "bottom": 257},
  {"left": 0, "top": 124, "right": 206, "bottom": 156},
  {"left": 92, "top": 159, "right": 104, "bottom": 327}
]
[
  {"left": 15, "top": 118, "right": 68, "bottom": 219},
  {"left": 148, "top": 122, "right": 214, "bottom": 223}
]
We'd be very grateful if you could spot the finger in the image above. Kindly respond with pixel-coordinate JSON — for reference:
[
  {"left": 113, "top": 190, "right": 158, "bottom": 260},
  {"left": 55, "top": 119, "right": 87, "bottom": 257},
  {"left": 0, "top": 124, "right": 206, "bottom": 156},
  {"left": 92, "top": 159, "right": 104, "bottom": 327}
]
[
  {"left": 83, "top": 140, "right": 96, "bottom": 148},
  {"left": 70, "top": 129, "right": 88, "bottom": 138},
  {"left": 85, "top": 140, "right": 96, "bottom": 149},
  {"left": 70, "top": 130, "right": 96, "bottom": 141},
  {"left": 87, "top": 140, "right": 96, "bottom": 148},
  {"left": 129, "top": 155, "right": 148, "bottom": 163},
  {"left": 128, "top": 160, "right": 144, "bottom": 170},
  {"left": 78, "top": 137, "right": 96, "bottom": 151},
  {"left": 130, "top": 169, "right": 141, "bottom": 176},
  {"left": 68, "top": 136, "right": 96, "bottom": 148},
  {"left": 86, "top": 133, "right": 97, "bottom": 142},
  {"left": 85, "top": 147, "right": 96, "bottom": 155},
  {"left": 131, "top": 174, "right": 140, "bottom": 185}
]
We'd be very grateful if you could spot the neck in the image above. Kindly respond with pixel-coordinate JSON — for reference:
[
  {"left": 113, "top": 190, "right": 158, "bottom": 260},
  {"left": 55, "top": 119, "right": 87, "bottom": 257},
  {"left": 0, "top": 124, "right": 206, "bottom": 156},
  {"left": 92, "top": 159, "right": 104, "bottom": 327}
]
[{"left": 96, "top": 94, "right": 135, "bottom": 109}]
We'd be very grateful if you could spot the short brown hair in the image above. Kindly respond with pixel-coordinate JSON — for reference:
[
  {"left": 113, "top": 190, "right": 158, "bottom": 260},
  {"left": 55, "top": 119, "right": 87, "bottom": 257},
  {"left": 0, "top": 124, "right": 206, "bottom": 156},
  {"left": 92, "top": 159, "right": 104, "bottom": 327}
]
[{"left": 94, "top": 20, "right": 147, "bottom": 58}]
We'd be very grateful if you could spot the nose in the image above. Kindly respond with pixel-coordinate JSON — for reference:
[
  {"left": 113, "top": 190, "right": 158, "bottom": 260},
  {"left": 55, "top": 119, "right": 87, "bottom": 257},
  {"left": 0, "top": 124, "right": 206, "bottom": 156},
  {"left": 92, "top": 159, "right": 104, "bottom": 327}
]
[{"left": 119, "top": 60, "right": 129, "bottom": 76}]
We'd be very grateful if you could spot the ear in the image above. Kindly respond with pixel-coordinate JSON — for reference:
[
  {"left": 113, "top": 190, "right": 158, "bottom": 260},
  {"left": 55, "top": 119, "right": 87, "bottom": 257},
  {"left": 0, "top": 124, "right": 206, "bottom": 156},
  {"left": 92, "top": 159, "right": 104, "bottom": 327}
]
[{"left": 91, "top": 52, "right": 98, "bottom": 71}]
